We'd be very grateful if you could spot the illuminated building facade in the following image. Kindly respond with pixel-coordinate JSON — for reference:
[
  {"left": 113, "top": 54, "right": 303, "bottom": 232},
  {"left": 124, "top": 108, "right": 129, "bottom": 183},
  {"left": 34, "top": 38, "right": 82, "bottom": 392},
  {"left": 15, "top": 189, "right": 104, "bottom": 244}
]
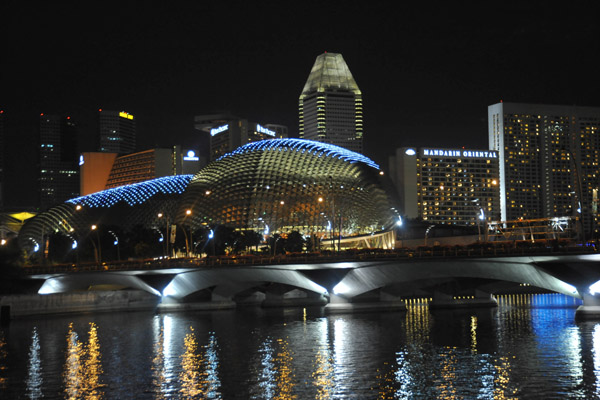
[
  {"left": 489, "top": 102, "right": 600, "bottom": 236},
  {"left": 80, "top": 146, "right": 204, "bottom": 195},
  {"left": 98, "top": 109, "right": 136, "bottom": 154},
  {"left": 194, "top": 112, "right": 288, "bottom": 161},
  {"left": 390, "top": 147, "right": 500, "bottom": 226},
  {"left": 180, "top": 139, "right": 397, "bottom": 236},
  {"left": 20, "top": 139, "right": 400, "bottom": 253},
  {"left": 39, "top": 114, "right": 79, "bottom": 209},
  {"left": 299, "top": 52, "right": 363, "bottom": 153}
]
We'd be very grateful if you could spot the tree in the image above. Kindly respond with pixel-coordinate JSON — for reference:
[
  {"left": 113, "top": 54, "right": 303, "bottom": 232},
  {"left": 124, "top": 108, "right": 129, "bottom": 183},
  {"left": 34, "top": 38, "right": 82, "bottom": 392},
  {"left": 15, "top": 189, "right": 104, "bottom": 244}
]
[{"left": 285, "top": 231, "right": 305, "bottom": 253}]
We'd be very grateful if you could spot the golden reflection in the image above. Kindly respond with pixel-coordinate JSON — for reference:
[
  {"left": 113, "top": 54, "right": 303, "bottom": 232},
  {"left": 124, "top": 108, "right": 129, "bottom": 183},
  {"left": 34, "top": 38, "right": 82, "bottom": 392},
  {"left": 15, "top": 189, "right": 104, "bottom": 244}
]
[
  {"left": 85, "top": 323, "right": 103, "bottom": 399},
  {"left": 26, "top": 327, "right": 43, "bottom": 399},
  {"left": 405, "top": 298, "right": 430, "bottom": 344},
  {"left": 63, "top": 322, "right": 104, "bottom": 400},
  {"left": 179, "top": 327, "right": 221, "bottom": 399},
  {"left": 493, "top": 356, "right": 517, "bottom": 399},
  {"left": 312, "top": 347, "right": 334, "bottom": 399},
  {"left": 470, "top": 316, "right": 478, "bottom": 353},
  {"left": 436, "top": 348, "right": 457, "bottom": 399},
  {"left": 274, "top": 337, "right": 296, "bottom": 399},
  {"left": 375, "top": 360, "right": 396, "bottom": 399},
  {"left": 0, "top": 331, "right": 7, "bottom": 390}
]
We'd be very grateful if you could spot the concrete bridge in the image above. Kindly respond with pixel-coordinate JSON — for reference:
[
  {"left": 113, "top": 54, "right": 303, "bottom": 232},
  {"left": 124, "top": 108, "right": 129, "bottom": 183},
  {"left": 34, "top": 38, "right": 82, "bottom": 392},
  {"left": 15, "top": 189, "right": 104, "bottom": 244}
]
[{"left": 9, "top": 249, "right": 600, "bottom": 319}]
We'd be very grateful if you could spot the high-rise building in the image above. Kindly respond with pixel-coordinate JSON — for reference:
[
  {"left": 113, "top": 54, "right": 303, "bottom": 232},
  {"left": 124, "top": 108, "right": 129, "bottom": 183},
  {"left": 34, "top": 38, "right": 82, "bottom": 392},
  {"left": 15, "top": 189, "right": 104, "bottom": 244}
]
[
  {"left": 390, "top": 147, "right": 500, "bottom": 226},
  {"left": 98, "top": 109, "right": 136, "bottom": 154},
  {"left": 489, "top": 102, "right": 600, "bottom": 236},
  {"left": 299, "top": 52, "right": 363, "bottom": 153},
  {"left": 194, "top": 112, "right": 287, "bottom": 161},
  {"left": 39, "top": 114, "right": 79, "bottom": 209}
]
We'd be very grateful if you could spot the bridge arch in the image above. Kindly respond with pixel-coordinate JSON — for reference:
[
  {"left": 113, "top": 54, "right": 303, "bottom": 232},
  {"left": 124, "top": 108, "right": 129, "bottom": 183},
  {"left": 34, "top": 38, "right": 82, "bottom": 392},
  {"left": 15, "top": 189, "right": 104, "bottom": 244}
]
[
  {"left": 162, "top": 268, "right": 328, "bottom": 300},
  {"left": 333, "top": 259, "right": 580, "bottom": 299}
]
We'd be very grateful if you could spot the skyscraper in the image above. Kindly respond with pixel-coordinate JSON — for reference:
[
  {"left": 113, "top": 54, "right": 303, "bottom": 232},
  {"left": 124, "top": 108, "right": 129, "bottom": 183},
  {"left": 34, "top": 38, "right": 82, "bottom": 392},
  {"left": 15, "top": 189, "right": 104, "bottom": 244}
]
[
  {"left": 98, "top": 109, "right": 136, "bottom": 154},
  {"left": 299, "top": 52, "right": 363, "bottom": 153},
  {"left": 489, "top": 102, "right": 600, "bottom": 237},
  {"left": 39, "top": 114, "right": 79, "bottom": 209}
]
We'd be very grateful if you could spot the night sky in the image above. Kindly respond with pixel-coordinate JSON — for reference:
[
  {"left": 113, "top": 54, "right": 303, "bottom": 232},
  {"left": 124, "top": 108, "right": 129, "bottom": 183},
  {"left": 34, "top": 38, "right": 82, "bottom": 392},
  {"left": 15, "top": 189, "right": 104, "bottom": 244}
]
[{"left": 2, "top": 1, "right": 599, "bottom": 207}]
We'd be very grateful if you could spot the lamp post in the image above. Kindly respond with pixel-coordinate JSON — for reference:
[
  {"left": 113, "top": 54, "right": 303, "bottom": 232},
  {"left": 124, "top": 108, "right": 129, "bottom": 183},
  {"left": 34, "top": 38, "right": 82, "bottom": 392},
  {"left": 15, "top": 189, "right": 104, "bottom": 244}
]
[
  {"left": 157, "top": 212, "right": 171, "bottom": 258},
  {"left": 183, "top": 209, "right": 192, "bottom": 257},
  {"left": 90, "top": 224, "right": 101, "bottom": 265}
]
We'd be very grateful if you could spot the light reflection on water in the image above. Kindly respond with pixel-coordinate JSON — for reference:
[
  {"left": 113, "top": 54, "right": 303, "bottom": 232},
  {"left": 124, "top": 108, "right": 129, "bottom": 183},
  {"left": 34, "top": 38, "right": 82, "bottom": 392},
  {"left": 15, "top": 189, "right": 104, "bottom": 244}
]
[{"left": 2, "top": 293, "right": 600, "bottom": 398}]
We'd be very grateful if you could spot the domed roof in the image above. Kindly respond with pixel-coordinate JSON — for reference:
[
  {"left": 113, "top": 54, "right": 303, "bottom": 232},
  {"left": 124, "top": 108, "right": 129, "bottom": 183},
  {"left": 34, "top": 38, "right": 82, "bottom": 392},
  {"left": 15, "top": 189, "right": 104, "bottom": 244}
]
[{"left": 179, "top": 139, "right": 397, "bottom": 237}]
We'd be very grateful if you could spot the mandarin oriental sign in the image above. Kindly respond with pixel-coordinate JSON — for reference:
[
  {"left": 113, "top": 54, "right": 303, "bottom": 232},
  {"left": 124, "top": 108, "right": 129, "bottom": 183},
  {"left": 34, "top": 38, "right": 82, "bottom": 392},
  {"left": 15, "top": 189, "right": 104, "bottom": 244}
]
[{"left": 422, "top": 149, "right": 497, "bottom": 159}]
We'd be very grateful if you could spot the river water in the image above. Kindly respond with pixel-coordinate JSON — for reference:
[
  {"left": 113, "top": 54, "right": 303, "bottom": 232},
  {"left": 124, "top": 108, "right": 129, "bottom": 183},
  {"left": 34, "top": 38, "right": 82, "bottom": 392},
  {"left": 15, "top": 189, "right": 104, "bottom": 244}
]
[{"left": 0, "top": 293, "right": 597, "bottom": 399}]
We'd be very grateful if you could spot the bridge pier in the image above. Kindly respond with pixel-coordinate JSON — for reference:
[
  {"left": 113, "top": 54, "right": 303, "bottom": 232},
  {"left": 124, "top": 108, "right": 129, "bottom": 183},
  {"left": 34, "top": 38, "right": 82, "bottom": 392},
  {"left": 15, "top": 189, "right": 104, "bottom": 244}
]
[
  {"left": 325, "top": 289, "right": 406, "bottom": 314},
  {"left": 429, "top": 290, "right": 497, "bottom": 309},
  {"left": 262, "top": 287, "right": 328, "bottom": 308},
  {"left": 575, "top": 293, "right": 600, "bottom": 320}
]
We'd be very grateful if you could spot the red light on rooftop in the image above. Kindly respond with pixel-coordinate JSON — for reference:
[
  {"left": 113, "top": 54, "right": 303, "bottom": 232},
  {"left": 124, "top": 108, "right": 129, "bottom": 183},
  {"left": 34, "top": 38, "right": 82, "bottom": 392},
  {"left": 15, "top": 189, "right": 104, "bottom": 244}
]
[
  {"left": 40, "top": 113, "right": 44, "bottom": 116},
  {"left": 98, "top": 108, "right": 102, "bottom": 112}
]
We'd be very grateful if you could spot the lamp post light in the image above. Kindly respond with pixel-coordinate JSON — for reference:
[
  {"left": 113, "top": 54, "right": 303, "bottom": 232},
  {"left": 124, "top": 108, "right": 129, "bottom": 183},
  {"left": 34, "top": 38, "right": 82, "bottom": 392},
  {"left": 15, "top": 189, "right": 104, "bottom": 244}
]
[
  {"left": 157, "top": 212, "right": 166, "bottom": 257},
  {"left": 109, "top": 230, "right": 120, "bottom": 261},
  {"left": 183, "top": 209, "right": 192, "bottom": 257}
]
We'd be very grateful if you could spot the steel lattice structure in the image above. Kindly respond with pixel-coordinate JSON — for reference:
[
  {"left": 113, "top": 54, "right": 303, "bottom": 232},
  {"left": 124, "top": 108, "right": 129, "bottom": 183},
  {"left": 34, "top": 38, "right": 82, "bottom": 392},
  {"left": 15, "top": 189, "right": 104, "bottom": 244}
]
[{"left": 177, "top": 139, "right": 398, "bottom": 237}]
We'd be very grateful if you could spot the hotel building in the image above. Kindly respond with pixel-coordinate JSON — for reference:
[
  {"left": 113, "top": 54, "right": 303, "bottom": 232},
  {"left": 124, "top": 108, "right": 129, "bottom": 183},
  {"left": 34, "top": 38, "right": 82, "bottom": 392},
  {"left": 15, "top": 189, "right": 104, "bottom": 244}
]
[
  {"left": 194, "top": 112, "right": 288, "bottom": 161},
  {"left": 299, "top": 52, "right": 363, "bottom": 153},
  {"left": 390, "top": 147, "right": 500, "bottom": 226},
  {"left": 489, "top": 102, "right": 600, "bottom": 236}
]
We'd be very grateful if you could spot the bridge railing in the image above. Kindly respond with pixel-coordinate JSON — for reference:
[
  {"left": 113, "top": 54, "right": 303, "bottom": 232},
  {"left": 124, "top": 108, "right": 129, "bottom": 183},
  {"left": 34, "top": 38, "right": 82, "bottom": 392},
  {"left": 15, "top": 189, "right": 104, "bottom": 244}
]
[{"left": 21, "top": 243, "right": 598, "bottom": 275}]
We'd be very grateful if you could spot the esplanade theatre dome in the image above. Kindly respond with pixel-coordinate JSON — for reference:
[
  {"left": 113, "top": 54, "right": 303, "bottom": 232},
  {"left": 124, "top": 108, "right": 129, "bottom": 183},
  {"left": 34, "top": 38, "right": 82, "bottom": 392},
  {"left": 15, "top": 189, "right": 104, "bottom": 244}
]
[
  {"left": 18, "top": 139, "right": 399, "bottom": 253},
  {"left": 178, "top": 138, "right": 398, "bottom": 237}
]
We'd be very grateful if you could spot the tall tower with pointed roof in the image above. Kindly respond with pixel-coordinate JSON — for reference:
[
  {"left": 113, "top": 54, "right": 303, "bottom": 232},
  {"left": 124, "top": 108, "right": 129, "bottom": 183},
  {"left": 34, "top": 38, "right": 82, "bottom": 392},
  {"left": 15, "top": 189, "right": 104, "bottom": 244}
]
[{"left": 299, "top": 52, "right": 363, "bottom": 153}]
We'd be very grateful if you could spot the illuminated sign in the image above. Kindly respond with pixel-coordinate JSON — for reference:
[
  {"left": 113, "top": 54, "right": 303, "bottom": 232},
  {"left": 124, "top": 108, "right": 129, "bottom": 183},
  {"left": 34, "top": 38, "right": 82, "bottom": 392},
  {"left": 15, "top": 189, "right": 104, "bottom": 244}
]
[
  {"left": 119, "top": 111, "right": 134, "bottom": 120},
  {"left": 79, "top": 155, "right": 84, "bottom": 166},
  {"left": 404, "top": 148, "right": 416, "bottom": 156},
  {"left": 183, "top": 150, "right": 199, "bottom": 161},
  {"left": 210, "top": 124, "right": 229, "bottom": 136},
  {"left": 256, "top": 124, "right": 276, "bottom": 136},
  {"left": 422, "top": 149, "right": 498, "bottom": 159}
]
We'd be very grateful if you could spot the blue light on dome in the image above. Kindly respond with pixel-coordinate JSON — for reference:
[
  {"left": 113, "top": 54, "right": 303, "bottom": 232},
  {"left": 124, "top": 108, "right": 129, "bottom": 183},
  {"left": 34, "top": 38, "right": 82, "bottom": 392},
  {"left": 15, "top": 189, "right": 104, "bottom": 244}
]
[
  {"left": 217, "top": 138, "right": 380, "bottom": 169},
  {"left": 66, "top": 175, "right": 193, "bottom": 208}
]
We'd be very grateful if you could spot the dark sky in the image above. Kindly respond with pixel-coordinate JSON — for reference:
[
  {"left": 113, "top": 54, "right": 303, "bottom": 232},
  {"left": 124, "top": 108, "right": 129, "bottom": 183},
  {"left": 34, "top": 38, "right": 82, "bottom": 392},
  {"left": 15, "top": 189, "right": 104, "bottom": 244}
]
[{"left": 2, "top": 1, "right": 599, "bottom": 205}]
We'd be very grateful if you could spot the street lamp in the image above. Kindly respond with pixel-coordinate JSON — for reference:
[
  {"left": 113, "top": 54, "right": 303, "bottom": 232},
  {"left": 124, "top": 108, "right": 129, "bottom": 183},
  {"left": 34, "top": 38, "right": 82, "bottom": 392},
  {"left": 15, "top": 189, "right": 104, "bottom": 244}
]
[
  {"left": 90, "top": 224, "right": 101, "bottom": 265},
  {"left": 157, "top": 212, "right": 172, "bottom": 258}
]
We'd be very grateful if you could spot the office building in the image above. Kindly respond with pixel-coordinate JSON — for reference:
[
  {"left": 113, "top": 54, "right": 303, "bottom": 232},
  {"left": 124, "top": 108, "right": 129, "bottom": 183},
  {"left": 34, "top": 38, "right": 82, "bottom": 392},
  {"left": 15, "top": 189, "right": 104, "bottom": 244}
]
[
  {"left": 390, "top": 147, "right": 500, "bottom": 226},
  {"left": 80, "top": 146, "right": 204, "bottom": 195},
  {"left": 98, "top": 109, "right": 136, "bottom": 154},
  {"left": 299, "top": 52, "right": 363, "bottom": 153},
  {"left": 194, "top": 112, "right": 287, "bottom": 161},
  {"left": 39, "top": 114, "right": 79, "bottom": 209},
  {"left": 489, "top": 102, "right": 600, "bottom": 236}
]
